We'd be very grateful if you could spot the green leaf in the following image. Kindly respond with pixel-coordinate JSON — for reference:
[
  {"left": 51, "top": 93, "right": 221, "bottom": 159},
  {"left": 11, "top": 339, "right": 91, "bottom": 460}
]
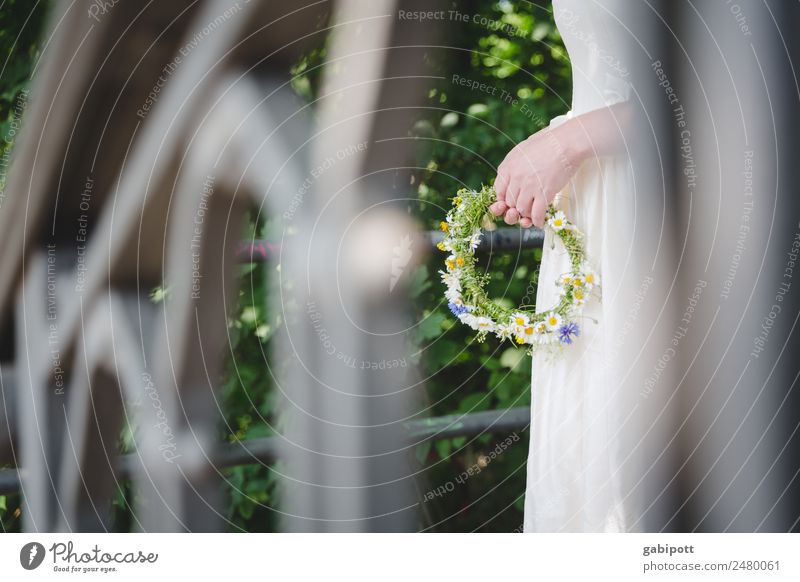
[
  {"left": 415, "top": 441, "right": 432, "bottom": 465},
  {"left": 239, "top": 262, "right": 257, "bottom": 276},
  {"left": 499, "top": 347, "right": 527, "bottom": 371},
  {"left": 424, "top": 340, "right": 460, "bottom": 371},
  {"left": 255, "top": 324, "right": 271, "bottom": 340},
  {"left": 238, "top": 496, "right": 255, "bottom": 519},
  {"left": 489, "top": 370, "right": 509, "bottom": 393},
  {"left": 228, "top": 466, "right": 245, "bottom": 490},
  {"left": 245, "top": 423, "right": 274, "bottom": 439},
  {"left": 494, "top": 374, "right": 512, "bottom": 403},
  {"left": 240, "top": 306, "right": 258, "bottom": 325},
  {"left": 419, "top": 312, "right": 446, "bottom": 341},
  {"left": 479, "top": 354, "right": 501, "bottom": 371},
  {"left": 458, "top": 392, "right": 490, "bottom": 413},
  {"left": 467, "top": 103, "right": 489, "bottom": 117},
  {"left": 245, "top": 477, "right": 272, "bottom": 494},
  {"left": 408, "top": 265, "right": 432, "bottom": 299},
  {"left": 435, "top": 439, "right": 451, "bottom": 459},
  {"left": 440, "top": 112, "right": 459, "bottom": 128}
]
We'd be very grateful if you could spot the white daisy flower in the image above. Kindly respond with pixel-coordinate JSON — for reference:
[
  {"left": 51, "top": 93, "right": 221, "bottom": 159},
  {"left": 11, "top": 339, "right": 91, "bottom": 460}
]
[
  {"left": 439, "top": 271, "right": 460, "bottom": 289},
  {"left": 548, "top": 210, "right": 568, "bottom": 231},
  {"left": 519, "top": 323, "right": 537, "bottom": 344},
  {"left": 509, "top": 313, "right": 530, "bottom": 336},
  {"left": 445, "top": 287, "right": 462, "bottom": 304},
  {"left": 544, "top": 312, "right": 563, "bottom": 331},
  {"left": 529, "top": 320, "right": 545, "bottom": 340},
  {"left": 582, "top": 268, "right": 599, "bottom": 290},
  {"left": 458, "top": 313, "right": 478, "bottom": 329},
  {"left": 495, "top": 325, "right": 513, "bottom": 341},
  {"left": 474, "top": 316, "right": 495, "bottom": 332},
  {"left": 511, "top": 313, "right": 529, "bottom": 327},
  {"left": 572, "top": 287, "right": 586, "bottom": 306},
  {"left": 468, "top": 229, "right": 483, "bottom": 251}
]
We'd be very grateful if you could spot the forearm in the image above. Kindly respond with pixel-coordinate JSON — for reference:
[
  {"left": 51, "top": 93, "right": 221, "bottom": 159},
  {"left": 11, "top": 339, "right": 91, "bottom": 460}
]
[{"left": 559, "top": 101, "right": 634, "bottom": 165}]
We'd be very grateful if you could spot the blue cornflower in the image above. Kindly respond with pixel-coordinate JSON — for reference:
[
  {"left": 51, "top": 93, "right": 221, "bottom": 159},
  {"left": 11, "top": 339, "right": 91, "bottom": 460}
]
[
  {"left": 558, "top": 322, "right": 580, "bottom": 344},
  {"left": 448, "top": 302, "right": 470, "bottom": 316}
]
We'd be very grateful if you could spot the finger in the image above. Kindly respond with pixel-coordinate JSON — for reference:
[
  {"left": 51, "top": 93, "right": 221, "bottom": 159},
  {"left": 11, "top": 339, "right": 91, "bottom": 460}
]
[
  {"left": 515, "top": 186, "right": 535, "bottom": 218},
  {"left": 519, "top": 217, "right": 533, "bottom": 228},
  {"left": 505, "top": 179, "right": 520, "bottom": 209},
  {"left": 504, "top": 208, "right": 520, "bottom": 225},
  {"left": 494, "top": 172, "right": 509, "bottom": 202},
  {"left": 531, "top": 195, "right": 548, "bottom": 228},
  {"left": 489, "top": 201, "right": 508, "bottom": 216}
]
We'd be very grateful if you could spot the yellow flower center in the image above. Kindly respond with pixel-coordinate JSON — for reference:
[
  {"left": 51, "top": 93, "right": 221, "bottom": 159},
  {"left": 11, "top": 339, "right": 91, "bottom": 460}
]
[
  {"left": 585, "top": 274, "right": 594, "bottom": 284},
  {"left": 515, "top": 317, "right": 525, "bottom": 325},
  {"left": 515, "top": 336, "right": 525, "bottom": 344},
  {"left": 440, "top": 221, "right": 449, "bottom": 232},
  {"left": 574, "top": 289, "right": 585, "bottom": 299},
  {"left": 446, "top": 260, "right": 455, "bottom": 271},
  {"left": 524, "top": 326, "right": 533, "bottom": 335},
  {"left": 554, "top": 219, "right": 563, "bottom": 227},
  {"left": 436, "top": 242, "right": 446, "bottom": 251},
  {"left": 548, "top": 317, "right": 557, "bottom": 326},
  {"left": 456, "top": 257, "right": 465, "bottom": 266}
]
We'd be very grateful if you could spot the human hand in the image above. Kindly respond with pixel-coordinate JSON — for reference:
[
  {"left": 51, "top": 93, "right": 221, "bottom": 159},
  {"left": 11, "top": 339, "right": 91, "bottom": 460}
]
[{"left": 489, "top": 119, "right": 587, "bottom": 228}]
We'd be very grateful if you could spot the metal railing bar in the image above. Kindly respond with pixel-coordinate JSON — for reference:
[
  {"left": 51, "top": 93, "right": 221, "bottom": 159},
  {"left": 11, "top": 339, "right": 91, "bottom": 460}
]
[
  {"left": 0, "top": 406, "right": 530, "bottom": 495},
  {"left": 235, "top": 227, "right": 544, "bottom": 263}
]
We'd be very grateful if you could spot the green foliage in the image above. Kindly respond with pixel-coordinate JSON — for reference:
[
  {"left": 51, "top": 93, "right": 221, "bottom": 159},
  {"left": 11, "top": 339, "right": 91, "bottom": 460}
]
[
  {"left": 404, "top": 0, "right": 570, "bottom": 532},
  {"left": 0, "top": 0, "right": 51, "bottom": 534},
  {"left": 0, "top": 1, "right": 50, "bottom": 193},
  {"left": 218, "top": 216, "right": 285, "bottom": 531}
]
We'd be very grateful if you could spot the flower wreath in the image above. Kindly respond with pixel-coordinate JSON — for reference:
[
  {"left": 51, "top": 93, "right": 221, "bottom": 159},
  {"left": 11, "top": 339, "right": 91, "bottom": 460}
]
[{"left": 437, "top": 185, "right": 600, "bottom": 354}]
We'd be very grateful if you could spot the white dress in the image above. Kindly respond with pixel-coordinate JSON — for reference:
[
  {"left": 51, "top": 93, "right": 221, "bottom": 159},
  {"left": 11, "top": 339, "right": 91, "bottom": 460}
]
[{"left": 523, "top": 0, "right": 636, "bottom": 532}]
